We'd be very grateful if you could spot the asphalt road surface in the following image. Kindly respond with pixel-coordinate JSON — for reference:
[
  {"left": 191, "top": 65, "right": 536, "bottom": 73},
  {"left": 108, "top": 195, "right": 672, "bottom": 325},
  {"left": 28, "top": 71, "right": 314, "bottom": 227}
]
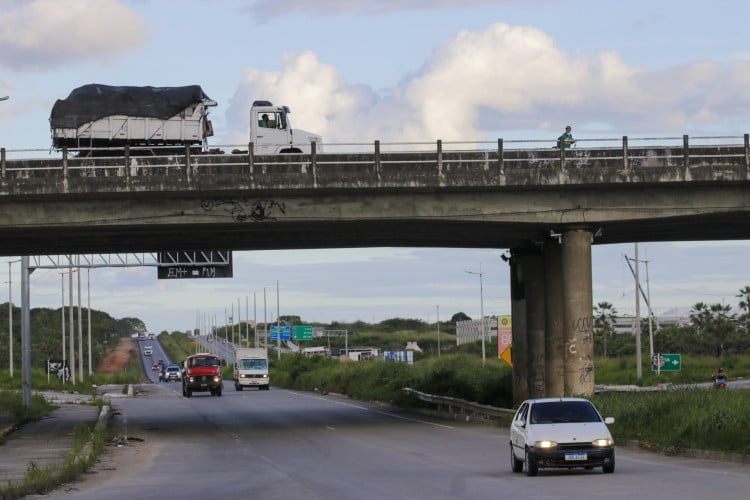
[{"left": 43, "top": 381, "right": 750, "bottom": 500}]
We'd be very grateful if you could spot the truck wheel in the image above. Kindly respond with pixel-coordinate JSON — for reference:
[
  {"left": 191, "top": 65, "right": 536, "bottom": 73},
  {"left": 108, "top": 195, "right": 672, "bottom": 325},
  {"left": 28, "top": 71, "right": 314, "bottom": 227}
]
[
  {"left": 217, "top": 387, "right": 222, "bottom": 397},
  {"left": 186, "top": 388, "right": 192, "bottom": 398}
]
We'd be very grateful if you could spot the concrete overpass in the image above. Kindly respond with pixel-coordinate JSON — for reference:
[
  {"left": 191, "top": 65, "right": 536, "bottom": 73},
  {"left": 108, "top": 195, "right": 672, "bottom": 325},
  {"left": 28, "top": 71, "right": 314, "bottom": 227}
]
[{"left": 3, "top": 136, "right": 750, "bottom": 401}]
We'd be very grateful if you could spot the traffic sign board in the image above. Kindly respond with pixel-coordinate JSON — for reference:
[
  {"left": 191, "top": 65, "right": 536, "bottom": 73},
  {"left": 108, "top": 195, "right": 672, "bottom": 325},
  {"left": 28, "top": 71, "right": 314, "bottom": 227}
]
[
  {"left": 293, "top": 325, "right": 313, "bottom": 341},
  {"left": 651, "top": 353, "right": 681, "bottom": 371},
  {"left": 270, "top": 325, "right": 290, "bottom": 341}
]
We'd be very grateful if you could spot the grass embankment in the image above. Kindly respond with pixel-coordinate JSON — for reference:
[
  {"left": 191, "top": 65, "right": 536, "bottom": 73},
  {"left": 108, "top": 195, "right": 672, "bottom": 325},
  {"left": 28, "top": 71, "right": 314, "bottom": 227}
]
[
  {"left": 594, "top": 354, "right": 750, "bottom": 386},
  {"left": 0, "top": 408, "right": 106, "bottom": 500},
  {"left": 158, "top": 332, "right": 196, "bottom": 366},
  {"left": 271, "top": 353, "right": 513, "bottom": 408},
  {"left": 593, "top": 390, "right": 750, "bottom": 455},
  {"left": 271, "top": 352, "right": 750, "bottom": 456},
  {"left": 0, "top": 339, "right": 138, "bottom": 498}
]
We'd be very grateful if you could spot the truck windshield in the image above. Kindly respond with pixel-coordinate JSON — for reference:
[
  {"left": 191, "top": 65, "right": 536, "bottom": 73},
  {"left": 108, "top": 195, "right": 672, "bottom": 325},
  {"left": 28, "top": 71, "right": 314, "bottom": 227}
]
[{"left": 240, "top": 359, "right": 267, "bottom": 370}]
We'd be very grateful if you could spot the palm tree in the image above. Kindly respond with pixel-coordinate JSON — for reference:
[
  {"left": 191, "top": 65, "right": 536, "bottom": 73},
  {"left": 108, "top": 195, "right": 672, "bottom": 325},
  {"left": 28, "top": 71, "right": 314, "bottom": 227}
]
[
  {"left": 736, "top": 285, "right": 750, "bottom": 334},
  {"left": 690, "top": 302, "right": 736, "bottom": 357},
  {"left": 594, "top": 302, "right": 618, "bottom": 357}
]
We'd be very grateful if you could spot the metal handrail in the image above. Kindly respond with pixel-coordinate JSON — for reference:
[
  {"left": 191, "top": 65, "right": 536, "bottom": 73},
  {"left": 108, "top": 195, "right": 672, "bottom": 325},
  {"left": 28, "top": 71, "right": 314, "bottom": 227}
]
[{"left": 402, "top": 387, "right": 514, "bottom": 418}]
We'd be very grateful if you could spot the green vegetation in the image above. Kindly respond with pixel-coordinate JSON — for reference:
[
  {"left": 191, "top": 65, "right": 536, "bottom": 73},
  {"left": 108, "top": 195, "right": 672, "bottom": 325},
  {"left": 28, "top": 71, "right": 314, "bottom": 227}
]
[
  {"left": 0, "top": 390, "right": 53, "bottom": 430},
  {"left": 0, "top": 418, "right": 107, "bottom": 499},
  {"left": 271, "top": 353, "right": 513, "bottom": 409},
  {"left": 593, "top": 390, "right": 750, "bottom": 455},
  {"left": 158, "top": 331, "right": 197, "bottom": 365},
  {"left": 0, "top": 301, "right": 145, "bottom": 379}
]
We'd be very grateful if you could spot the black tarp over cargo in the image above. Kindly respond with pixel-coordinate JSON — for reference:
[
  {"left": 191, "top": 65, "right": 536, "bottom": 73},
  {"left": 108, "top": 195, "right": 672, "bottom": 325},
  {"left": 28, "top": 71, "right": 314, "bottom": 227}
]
[{"left": 50, "top": 84, "right": 213, "bottom": 129}]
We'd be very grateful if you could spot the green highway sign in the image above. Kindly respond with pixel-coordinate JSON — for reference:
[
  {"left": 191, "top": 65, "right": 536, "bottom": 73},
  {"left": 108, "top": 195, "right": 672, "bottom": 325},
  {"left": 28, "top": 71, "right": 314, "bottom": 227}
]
[
  {"left": 293, "top": 325, "right": 314, "bottom": 341},
  {"left": 651, "top": 353, "right": 681, "bottom": 372}
]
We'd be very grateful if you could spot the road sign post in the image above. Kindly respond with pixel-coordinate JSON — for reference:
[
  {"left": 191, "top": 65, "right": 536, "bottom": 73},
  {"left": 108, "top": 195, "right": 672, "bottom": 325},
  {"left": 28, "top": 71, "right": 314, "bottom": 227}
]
[{"left": 651, "top": 353, "right": 681, "bottom": 373}]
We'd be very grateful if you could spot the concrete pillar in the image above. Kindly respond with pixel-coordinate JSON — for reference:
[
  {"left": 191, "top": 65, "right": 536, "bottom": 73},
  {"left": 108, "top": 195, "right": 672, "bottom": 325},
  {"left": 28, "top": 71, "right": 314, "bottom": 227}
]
[
  {"left": 561, "top": 229, "right": 595, "bottom": 396},
  {"left": 509, "top": 251, "right": 527, "bottom": 403},
  {"left": 544, "top": 238, "right": 565, "bottom": 397},
  {"left": 520, "top": 250, "right": 546, "bottom": 398}
]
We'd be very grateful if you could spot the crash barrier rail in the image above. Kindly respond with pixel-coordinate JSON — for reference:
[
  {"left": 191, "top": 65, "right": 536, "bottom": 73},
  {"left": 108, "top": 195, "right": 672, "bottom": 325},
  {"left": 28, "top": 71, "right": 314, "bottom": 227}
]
[
  {"left": 2, "top": 134, "right": 750, "bottom": 182},
  {"left": 402, "top": 387, "right": 515, "bottom": 419}
]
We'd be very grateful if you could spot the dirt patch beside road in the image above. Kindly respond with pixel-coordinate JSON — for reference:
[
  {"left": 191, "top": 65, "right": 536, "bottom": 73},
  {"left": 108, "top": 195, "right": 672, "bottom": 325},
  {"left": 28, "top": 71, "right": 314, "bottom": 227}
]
[{"left": 98, "top": 337, "right": 137, "bottom": 374}]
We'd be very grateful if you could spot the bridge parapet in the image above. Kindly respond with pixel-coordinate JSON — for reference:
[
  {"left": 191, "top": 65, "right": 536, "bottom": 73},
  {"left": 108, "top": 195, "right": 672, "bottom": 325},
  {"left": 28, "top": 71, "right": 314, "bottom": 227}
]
[{"left": 1, "top": 136, "right": 749, "bottom": 196}]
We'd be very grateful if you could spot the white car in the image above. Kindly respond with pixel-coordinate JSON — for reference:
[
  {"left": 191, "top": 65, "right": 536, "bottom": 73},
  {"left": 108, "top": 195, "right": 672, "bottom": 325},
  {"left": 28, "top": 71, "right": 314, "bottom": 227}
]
[{"left": 509, "top": 397, "right": 615, "bottom": 476}]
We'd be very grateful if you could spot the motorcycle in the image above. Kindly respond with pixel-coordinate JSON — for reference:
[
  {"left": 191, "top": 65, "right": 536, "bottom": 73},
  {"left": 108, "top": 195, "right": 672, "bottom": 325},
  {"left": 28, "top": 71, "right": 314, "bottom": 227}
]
[{"left": 713, "top": 375, "right": 727, "bottom": 389}]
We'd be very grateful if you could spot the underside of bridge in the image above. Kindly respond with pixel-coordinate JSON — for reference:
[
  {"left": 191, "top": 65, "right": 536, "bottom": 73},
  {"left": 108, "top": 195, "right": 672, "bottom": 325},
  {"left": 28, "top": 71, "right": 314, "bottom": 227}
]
[{"left": 510, "top": 228, "right": 594, "bottom": 401}]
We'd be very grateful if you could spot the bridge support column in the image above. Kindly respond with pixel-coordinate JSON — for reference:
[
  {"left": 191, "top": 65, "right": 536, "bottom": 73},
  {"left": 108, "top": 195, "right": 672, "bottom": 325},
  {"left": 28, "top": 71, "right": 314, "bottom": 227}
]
[
  {"left": 509, "top": 252, "right": 527, "bottom": 403},
  {"left": 523, "top": 250, "right": 546, "bottom": 398},
  {"left": 561, "top": 229, "right": 595, "bottom": 396},
  {"left": 510, "top": 247, "right": 546, "bottom": 401},
  {"left": 544, "top": 238, "right": 565, "bottom": 397}
]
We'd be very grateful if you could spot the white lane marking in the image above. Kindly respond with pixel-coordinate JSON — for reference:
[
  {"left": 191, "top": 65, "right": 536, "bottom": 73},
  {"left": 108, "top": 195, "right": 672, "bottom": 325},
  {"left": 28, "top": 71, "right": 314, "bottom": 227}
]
[
  {"left": 325, "top": 426, "right": 336, "bottom": 431},
  {"left": 289, "top": 391, "right": 369, "bottom": 410},
  {"left": 375, "top": 410, "right": 455, "bottom": 429},
  {"left": 288, "top": 390, "right": 455, "bottom": 429}
]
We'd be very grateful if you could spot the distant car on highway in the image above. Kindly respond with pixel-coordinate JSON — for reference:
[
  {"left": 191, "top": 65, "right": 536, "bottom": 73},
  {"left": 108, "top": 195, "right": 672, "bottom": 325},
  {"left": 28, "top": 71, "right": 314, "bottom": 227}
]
[
  {"left": 509, "top": 397, "right": 615, "bottom": 476},
  {"left": 151, "top": 363, "right": 160, "bottom": 372},
  {"left": 162, "top": 364, "right": 181, "bottom": 382}
]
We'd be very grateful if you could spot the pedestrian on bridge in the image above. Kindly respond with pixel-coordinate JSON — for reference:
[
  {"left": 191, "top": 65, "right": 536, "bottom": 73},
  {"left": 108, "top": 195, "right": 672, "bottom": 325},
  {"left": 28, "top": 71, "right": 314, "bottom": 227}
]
[{"left": 557, "top": 125, "right": 576, "bottom": 149}]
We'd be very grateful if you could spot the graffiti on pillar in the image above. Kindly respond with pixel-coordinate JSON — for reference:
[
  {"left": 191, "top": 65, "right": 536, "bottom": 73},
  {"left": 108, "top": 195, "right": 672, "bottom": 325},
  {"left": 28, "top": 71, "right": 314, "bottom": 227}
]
[
  {"left": 579, "top": 364, "right": 594, "bottom": 386},
  {"left": 565, "top": 338, "right": 577, "bottom": 359},
  {"left": 572, "top": 315, "right": 594, "bottom": 333},
  {"left": 530, "top": 354, "right": 545, "bottom": 396}
]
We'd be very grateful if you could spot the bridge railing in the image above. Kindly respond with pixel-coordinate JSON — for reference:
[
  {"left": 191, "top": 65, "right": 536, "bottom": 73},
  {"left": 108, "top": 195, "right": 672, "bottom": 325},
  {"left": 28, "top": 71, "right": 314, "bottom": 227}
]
[{"left": 2, "top": 135, "right": 750, "bottom": 185}]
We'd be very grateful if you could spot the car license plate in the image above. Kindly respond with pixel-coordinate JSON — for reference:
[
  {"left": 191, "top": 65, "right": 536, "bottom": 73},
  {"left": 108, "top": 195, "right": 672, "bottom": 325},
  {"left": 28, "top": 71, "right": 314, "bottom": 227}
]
[{"left": 564, "top": 452, "right": 587, "bottom": 461}]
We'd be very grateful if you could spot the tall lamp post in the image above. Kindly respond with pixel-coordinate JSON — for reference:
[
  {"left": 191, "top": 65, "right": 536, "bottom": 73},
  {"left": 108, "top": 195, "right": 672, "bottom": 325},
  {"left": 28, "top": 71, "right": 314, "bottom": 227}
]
[
  {"left": 0, "top": 96, "right": 8, "bottom": 101},
  {"left": 465, "top": 269, "right": 486, "bottom": 366}
]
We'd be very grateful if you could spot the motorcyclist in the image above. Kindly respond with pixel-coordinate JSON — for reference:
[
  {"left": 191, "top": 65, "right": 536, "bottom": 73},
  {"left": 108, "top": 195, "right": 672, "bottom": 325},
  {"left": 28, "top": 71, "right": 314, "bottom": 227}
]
[{"left": 712, "top": 367, "right": 727, "bottom": 387}]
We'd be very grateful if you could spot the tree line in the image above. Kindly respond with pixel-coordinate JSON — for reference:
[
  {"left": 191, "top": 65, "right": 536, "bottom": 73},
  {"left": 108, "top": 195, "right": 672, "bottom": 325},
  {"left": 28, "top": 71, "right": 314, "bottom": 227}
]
[{"left": 594, "top": 285, "right": 750, "bottom": 358}]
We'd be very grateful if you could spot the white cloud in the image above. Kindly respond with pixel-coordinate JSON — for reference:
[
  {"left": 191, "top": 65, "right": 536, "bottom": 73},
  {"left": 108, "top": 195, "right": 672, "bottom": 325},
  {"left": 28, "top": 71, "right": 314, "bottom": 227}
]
[
  {"left": 222, "top": 22, "right": 750, "bottom": 147},
  {"left": 0, "top": 0, "right": 151, "bottom": 70},
  {"left": 245, "top": 0, "right": 545, "bottom": 21}
]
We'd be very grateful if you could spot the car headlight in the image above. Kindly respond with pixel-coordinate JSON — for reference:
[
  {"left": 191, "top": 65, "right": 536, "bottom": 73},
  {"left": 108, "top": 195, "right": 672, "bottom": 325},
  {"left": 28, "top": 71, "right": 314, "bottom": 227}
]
[
  {"left": 533, "top": 440, "right": 558, "bottom": 449},
  {"left": 213, "top": 376, "right": 221, "bottom": 382},
  {"left": 592, "top": 438, "right": 614, "bottom": 447}
]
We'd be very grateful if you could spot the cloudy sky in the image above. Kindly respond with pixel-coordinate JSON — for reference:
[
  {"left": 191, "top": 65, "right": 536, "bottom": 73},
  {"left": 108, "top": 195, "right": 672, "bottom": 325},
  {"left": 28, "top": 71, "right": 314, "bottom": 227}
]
[{"left": 2, "top": 0, "right": 750, "bottom": 333}]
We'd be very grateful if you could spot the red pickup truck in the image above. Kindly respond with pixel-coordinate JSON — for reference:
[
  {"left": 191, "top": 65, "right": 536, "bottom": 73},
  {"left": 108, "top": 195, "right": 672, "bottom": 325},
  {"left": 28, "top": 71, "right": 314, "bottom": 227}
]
[{"left": 182, "top": 353, "right": 223, "bottom": 397}]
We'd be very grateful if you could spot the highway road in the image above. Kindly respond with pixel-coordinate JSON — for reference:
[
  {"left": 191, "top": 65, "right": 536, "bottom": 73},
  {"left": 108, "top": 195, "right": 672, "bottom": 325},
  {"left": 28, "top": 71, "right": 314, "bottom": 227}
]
[{"left": 46, "top": 380, "right": 750, "bottom": 499}]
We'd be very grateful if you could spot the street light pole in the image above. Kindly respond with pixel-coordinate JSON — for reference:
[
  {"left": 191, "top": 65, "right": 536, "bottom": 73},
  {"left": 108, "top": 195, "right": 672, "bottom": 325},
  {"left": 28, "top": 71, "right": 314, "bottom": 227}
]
[
  {"left": 465, "top": 269, "right": 486, "bottom": 366},
  {"left": 0, "top": 96, "right": 8, "bottom": 101}
]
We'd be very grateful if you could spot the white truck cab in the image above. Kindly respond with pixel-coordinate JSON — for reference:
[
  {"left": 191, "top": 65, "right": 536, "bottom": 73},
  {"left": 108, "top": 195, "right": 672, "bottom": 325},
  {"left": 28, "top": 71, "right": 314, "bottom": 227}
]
[{"left": 250, "top": 100, "right": 322, "bottom": 154}]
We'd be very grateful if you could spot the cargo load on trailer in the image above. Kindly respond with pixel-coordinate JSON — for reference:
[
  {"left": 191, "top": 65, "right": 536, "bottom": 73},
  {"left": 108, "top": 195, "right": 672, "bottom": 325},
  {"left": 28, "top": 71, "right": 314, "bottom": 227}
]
[{"left": 50, "top": 84, "right": 216, "bottom": 152}]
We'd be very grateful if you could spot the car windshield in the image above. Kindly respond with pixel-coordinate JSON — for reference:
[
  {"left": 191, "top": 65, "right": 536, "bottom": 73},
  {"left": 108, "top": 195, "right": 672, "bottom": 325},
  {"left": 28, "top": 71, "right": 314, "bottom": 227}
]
[
  {"left": 240, "top": 359, "right": 267, "bottom": 370},
  {"left": 191, "top": 357, "right": 218, "bottom": 367},
  {"left": 530, "top": 401, "right": 602, "bottom": 424}
]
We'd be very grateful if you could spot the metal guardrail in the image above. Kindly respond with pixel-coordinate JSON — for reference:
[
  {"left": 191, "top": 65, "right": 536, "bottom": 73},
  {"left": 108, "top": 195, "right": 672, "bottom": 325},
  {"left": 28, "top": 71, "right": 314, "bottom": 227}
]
[{"left": 402, "top": 388, "right": 514, "bottom": 419}]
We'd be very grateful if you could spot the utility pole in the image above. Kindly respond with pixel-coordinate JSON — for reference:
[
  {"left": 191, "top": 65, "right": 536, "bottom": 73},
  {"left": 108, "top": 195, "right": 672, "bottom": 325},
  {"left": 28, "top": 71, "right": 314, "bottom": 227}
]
[
  {"left": 87, "top": 268, "right": 92, "bottom": 376},
  {"left": 466, "top": 268, "right": 486, "bottom": 366},
  {"left": 634, "top": 244, "right": 642, "bottom": 379},
  {"left": 68, "top": 258, "right": 75, "bottom": 384},
  {"left": 436, "top": 305, "right": 441, "bottom": 358},
  {"left": 77, "top": 255, "right": 83, "bottom": 382},
  {"left": 21, "top": 257, "right": 31, "bottom": 407}
]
